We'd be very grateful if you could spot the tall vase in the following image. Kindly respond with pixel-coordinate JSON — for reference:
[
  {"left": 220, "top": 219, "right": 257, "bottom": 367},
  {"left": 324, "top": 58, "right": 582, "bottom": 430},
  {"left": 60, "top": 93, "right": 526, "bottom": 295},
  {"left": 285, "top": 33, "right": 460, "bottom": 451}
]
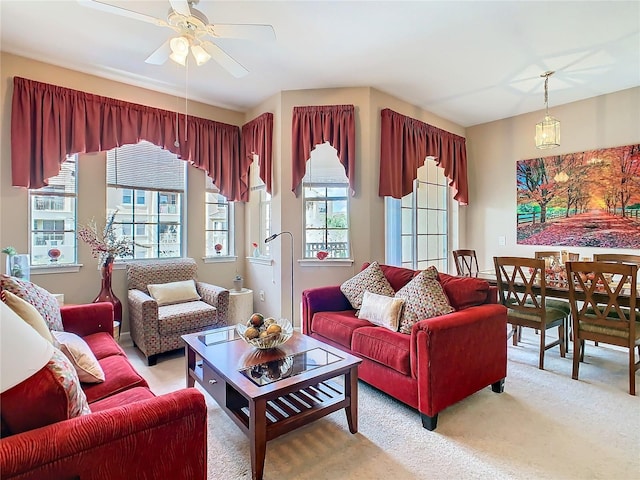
[{"left": 93, "top": 262, "right": 122, "bottom": 323}]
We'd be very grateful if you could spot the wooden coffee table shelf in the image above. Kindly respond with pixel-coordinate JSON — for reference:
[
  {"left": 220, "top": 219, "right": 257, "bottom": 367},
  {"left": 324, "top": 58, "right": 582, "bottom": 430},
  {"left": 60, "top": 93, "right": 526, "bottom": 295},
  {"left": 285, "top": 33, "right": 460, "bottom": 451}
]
[{"left": 182, "top": 328, "right": 361, "bottom": 480}]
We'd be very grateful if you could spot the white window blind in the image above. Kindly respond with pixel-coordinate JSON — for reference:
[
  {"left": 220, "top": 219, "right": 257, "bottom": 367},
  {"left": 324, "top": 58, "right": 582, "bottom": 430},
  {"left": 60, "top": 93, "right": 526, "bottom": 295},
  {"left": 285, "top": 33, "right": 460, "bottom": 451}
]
[{"left": 107, "top": 141, "right": 185, "bottom": 192}]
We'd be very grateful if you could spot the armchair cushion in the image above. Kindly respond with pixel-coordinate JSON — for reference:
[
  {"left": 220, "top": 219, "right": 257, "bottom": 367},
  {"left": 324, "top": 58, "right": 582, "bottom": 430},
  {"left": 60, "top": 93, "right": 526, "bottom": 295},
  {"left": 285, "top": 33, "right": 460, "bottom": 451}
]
[
  {"left": 340, "top": 261, "right": 395, "bottom": 310},
  {"left": 0, "top": 274, "right": 63, "bottom": 331},
  {"left": 51, "top": 331, "right": 105, "bottom": 383},
  {"left": 158, "top": 301, "right": 217, "bottom": 335},
  {"left": 396, "top": 266, "right": 454, "bottom": 334},
  {"left": 147, "top": 279, "right": 200, "bottom": 306},
  {"left": 1, "top": 348, "right": 90, "bottom": 436}
]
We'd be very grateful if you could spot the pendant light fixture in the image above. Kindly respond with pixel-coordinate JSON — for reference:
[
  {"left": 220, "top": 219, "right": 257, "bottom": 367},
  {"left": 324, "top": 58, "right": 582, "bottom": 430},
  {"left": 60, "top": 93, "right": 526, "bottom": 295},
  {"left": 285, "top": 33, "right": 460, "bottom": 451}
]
[{"left": 535, "top": 71, "right": 560, "bottom": 149}]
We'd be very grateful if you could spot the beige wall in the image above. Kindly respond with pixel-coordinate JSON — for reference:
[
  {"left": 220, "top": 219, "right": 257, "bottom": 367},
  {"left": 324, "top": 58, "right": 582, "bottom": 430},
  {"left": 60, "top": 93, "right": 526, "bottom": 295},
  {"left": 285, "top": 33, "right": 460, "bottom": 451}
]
[
  {"left": 0, "top": 53, "right": 246, "bottom": 333},
  {"left": 466, "top": 87, "right": 640, "bottom": 271}
]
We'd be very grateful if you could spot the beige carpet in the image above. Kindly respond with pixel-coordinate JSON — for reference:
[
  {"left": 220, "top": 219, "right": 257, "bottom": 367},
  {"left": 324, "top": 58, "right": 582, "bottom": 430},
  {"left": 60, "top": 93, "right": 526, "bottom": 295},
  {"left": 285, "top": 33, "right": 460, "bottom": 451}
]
[{"left": 124, "top": 330, "right": 640, "bottom": 480}]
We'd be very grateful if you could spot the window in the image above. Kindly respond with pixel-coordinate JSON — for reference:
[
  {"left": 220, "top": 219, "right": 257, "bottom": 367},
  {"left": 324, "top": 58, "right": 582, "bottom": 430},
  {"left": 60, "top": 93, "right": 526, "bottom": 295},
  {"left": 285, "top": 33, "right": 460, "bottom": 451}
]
[
  {"left": 385, "top": 157, "right": 448, "bottom": 272},
  {"left": 106, "top": 141, "right": 185, "bottom": 260},
  {"left": 205, "top": 176, "right": 233, "bottom": 257},
  {"left": 29, "top": 157, "right": 77, "bottom": 266},
  {"left": 302, "top": 143, "right": 350, "bottom": 259}
]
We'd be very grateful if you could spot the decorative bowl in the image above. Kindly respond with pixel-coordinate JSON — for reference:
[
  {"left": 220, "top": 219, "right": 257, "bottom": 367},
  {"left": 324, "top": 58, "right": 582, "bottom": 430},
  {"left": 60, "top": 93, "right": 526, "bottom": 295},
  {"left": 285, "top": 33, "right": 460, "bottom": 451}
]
[{"left": 236, "top": 318, "right": 293, "bottom": 350}]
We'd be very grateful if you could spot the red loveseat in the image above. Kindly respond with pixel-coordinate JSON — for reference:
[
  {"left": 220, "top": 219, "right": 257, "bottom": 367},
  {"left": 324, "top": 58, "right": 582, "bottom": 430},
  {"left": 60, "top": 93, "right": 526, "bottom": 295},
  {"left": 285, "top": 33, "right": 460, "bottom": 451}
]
[
  {"left": 302, "top": 263, "right": 507, "bottom": 430},
  {"left": 0, "top": 302, "right": 207, "bottom": 480}
]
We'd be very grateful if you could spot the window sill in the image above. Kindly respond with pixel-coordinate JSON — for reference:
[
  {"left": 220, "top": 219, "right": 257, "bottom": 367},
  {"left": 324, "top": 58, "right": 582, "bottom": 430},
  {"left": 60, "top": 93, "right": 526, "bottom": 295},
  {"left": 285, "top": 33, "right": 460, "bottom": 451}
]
[
  {"left": 299, "top": 259, "right": 354, "bottom": 267},
  {"left": 31, "top": 264, "right": 83, "bottom": 275},
  {"left": 248, "top": 256, "right": 273, "bottom": 266},
  {"left": 203, "top": 256, "right": 238, "bottom": 264}
]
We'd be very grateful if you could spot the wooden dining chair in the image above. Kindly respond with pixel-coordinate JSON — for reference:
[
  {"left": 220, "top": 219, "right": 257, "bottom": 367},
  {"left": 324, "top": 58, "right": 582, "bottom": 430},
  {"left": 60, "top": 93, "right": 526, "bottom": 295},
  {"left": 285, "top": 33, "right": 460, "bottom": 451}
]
[
  {"left": 565, "top": 261, "right": 639, "bottom": 395},
  {"left": 453, "top": 249, "right": 479, "bottom": 277},
  {"left": 494, "top": 256, "right": 567, "bottom": 370},
  {"left": 593, "top": 254, "right": 640, "bottom": 265}
]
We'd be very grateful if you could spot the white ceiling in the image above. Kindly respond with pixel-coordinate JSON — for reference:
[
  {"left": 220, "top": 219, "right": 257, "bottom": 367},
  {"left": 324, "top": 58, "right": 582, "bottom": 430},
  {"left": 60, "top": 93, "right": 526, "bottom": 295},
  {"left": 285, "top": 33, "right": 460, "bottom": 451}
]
[{"left": 1, "top": 1, "right": 639, "bottom": 127}]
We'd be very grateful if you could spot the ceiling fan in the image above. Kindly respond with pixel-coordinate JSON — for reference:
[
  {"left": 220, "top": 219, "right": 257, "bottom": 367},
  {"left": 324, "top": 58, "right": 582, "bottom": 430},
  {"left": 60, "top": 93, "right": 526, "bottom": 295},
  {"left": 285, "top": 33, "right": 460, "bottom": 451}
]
[{"left": 77, "top": 0, "right": 275, "bottom": 77}]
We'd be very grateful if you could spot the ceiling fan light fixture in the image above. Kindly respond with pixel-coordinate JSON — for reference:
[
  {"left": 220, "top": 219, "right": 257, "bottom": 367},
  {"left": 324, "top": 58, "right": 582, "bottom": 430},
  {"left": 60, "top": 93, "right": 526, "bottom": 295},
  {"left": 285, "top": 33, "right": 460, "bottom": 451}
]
[
  {"left": 535, "top": 71, "right": 560, "bottom": 149},
  {"left": 169, "top": 35, "right": 190, "bottom": 55},
  {"left": 191, "top": 44, "right": 211, "bottom": 66},
  {"left": 169, "top": 50, "right": 188, "bottom": 66}
]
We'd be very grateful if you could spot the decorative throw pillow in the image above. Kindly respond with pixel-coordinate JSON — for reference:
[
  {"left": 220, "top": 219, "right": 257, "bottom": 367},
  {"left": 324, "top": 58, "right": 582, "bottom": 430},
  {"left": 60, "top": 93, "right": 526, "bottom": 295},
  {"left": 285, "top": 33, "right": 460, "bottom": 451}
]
[
  {"left": 340, "top": 261, "right": 395, "bottom": 310},
  {"left": 2, "top": 290, "right": 55, "bottom": 343},
  {"left": 147, "top": 279, "right": 201, "bottom": 306},
  {"left": 51, "top": 331, "right": 105, "bottom": 383},
  {"left": 395, "top": 266, "right": 455, "bottom": 334},
  {"left": 0, "top": 347, "right": 91, "bottom": 435},
  {"left": 358, "top": 291, "right": 405, "bottom": 332},
  {"left": 0, "top": 274, "right": 64, "bottom": 331}
]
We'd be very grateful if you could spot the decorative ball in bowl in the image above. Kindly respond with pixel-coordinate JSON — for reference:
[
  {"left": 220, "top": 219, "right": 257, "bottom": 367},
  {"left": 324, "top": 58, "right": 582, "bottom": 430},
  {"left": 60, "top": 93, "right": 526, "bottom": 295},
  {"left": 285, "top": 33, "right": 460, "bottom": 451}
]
[{"left": 236, "top": 313, "right": 293, "bottom": 350}]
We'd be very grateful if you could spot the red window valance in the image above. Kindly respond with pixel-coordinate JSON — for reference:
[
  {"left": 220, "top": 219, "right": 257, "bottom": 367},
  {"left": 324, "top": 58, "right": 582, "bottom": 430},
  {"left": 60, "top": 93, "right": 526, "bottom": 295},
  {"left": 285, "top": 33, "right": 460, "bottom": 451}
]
[
  {"left": 379, "top": 108, "right": 469, "bottom": 205},
  {"left": 241, "top": 112, "right": 273, "bottom": 198},
  {"left": 11, "top": 77, "right": 246, "bottom": 201},
  {"left": 291, "top": 104, "right": 355, "bottom": 196}
]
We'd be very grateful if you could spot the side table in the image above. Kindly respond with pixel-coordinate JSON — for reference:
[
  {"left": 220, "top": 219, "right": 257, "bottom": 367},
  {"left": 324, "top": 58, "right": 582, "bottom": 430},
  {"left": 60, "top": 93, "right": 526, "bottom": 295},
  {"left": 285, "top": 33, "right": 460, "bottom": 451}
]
[{"left": 228, "top": 288, "right": 254, "bottom": 325}]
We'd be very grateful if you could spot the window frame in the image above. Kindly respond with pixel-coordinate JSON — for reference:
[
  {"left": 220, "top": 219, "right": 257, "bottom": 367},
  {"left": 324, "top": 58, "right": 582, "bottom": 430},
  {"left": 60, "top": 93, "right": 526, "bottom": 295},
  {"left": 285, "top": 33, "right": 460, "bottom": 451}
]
[
  {"left": 302, "top": 182, "right": 351, "bottom": 259},
  {"left": 205, "top": 180, "right": 234, "bottom": 258},
  {"left": 28, "top": 156, "right": 78, "bottom": 267}
]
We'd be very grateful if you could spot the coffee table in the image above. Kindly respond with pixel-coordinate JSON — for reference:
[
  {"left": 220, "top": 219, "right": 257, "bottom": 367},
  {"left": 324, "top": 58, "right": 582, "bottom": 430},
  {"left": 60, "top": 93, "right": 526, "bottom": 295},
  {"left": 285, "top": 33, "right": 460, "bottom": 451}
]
[{"left": 182, "top": 327, "right": 362, "bottom": 480}]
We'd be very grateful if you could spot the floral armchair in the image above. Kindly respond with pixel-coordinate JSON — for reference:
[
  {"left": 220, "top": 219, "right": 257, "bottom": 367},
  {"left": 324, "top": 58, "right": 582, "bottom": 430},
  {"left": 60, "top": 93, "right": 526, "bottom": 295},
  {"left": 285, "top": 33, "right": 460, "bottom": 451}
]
[{"left": 127, "top": 258, "right": 229, "bottom": 365}]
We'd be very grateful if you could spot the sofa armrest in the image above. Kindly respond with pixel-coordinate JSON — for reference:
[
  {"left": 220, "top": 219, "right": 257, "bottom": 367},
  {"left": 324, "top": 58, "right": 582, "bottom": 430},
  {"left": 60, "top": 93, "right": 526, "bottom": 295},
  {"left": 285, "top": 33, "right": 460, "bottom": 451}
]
[
  {"left": 487, "top": 285, "right": 498, "bottom": 304},
  {"left": 61, "top": 303, "right": 114, "bottom": 337},
  {"left": 302, "top": 286, "right": 352, "bottom": 334},
  {"left": 197, "top": 282, "right": 229, "bottom": 323},
  {"left": 0, "top": 388, "right": 207, "bottom": 480},
  {"left": 410, "top": 304, "right": 507, "bottom": 417}
]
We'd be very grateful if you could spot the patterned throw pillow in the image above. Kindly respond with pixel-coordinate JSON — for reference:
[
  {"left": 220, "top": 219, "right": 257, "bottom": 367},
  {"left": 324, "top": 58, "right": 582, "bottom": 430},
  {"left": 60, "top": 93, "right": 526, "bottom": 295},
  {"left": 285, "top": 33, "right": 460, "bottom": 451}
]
[
  {"left": 395, "top": 266, "right": 455, "bottom": 334},
  {"left": 0, "top": 275, "right": 64, "bottom": 331},
  {"left": 0, "top": 347, "right": 91, "bottom": 435},
  {"left": 340, "top": 261, "right": 395, "bottom": 310}
]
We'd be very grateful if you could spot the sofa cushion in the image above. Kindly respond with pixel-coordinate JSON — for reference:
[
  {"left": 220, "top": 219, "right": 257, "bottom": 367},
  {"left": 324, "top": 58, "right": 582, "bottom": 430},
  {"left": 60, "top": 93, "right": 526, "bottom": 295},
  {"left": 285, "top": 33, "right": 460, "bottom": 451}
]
[
  {"left": 83, "top": 332, "right": 128, "bottom": 360},
  {"left": 0, "top": 348, "right": 90, "bottom": 435},
  {"left": 362, "top": 262, "right": 417, "bottom": 292},
  {"left": 1, "top": 290, "right": 55, "bottom": 343},
  {"left": 157, "top": 301, "right": 217, "bottom": 335},
  {"left": 351, "top": 326, "right": 411, "bottom": 376},
  {"left": 358, "top": 291, "right": 405, "bottom": 331},
  {"left": 438, "top": 272, "right": 490, "bottom": 310},
  {"left": 396, "top": 266, "right": 455, "bottom": 334},
  {"left": 148, "top": 279, "right": 201, "bottom": 306},
  {"left": 89, "top": 386, "right": 156, "bottom": 412},
  {"left": 83, "top": 355, "right": 149, "bottom": 403},
  {"left": 52, "top": 331, "right": 105, "bottom": 383},
  {"left": 341, "top": 261, "right": 395, "bottom": 310},
  {"left": 311, "top": 310, "right": 373, "bottom": 349},
  {"left": 0, "top": 274, "right": 64, "bottom": 331}
]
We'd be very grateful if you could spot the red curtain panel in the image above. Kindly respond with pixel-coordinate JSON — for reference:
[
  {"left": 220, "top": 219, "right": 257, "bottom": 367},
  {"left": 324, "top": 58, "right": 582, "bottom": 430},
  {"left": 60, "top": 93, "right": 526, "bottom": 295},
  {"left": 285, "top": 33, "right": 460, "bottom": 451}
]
[
  {"left": 11, "top": 77, "right": 247, "bottom": 201},
  {"left": 241, "top": 112, "right": 273, "bottom": 198}
]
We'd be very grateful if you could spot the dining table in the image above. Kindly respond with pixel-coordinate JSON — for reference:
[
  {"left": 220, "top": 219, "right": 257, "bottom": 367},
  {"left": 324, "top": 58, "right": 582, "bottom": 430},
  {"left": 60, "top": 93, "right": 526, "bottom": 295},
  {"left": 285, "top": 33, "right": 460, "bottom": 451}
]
[{"left": 475, "top": 269, "right": 638, "bottom": 308}]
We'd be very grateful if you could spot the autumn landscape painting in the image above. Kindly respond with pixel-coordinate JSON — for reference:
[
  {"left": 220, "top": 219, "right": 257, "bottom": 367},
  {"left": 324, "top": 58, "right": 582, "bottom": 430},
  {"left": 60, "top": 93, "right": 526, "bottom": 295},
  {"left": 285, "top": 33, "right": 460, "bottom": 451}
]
[{"left": 517, "top": 144, "right": 640, "bottom": 248}]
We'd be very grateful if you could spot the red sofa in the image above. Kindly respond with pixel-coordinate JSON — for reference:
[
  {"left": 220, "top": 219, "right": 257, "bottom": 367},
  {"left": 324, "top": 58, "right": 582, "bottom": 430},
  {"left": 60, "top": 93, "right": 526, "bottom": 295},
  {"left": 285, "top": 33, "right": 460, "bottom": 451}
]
[
  {"left": 302, "top": 263, "right": 507, "bottom": 430},
  {"left": 0, "top": 302, "right": 207, "bottom": 480}
]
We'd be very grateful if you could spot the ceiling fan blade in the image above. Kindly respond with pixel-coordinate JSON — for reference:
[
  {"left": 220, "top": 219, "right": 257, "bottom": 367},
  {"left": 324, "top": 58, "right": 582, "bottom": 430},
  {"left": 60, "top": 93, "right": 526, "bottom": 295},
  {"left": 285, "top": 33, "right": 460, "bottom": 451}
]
[
  {"left": 77, "top": 0, "right": 168, "bottom": 27},
  {"left": 205, "top": 24, "right": 276, "bottom": 42},
  {"left": 145, "top": 39, "right": 172, "bottom": 65},
  {"left": 169, "top": 0, "right": 191, "bottom": 17},
  {"left": 201, "top": 41, "right": 249, "bottom": 78}
]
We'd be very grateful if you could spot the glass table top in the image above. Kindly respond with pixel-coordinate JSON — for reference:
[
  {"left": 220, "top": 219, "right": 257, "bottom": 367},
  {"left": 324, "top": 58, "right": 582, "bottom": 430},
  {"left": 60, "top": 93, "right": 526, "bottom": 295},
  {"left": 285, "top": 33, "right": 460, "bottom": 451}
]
[
  {"left": 239, "top": 347, "right": 343, "bottom": 386},
  {"left": 198, "top": 326, "right": 241, "bottom": 346}
]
